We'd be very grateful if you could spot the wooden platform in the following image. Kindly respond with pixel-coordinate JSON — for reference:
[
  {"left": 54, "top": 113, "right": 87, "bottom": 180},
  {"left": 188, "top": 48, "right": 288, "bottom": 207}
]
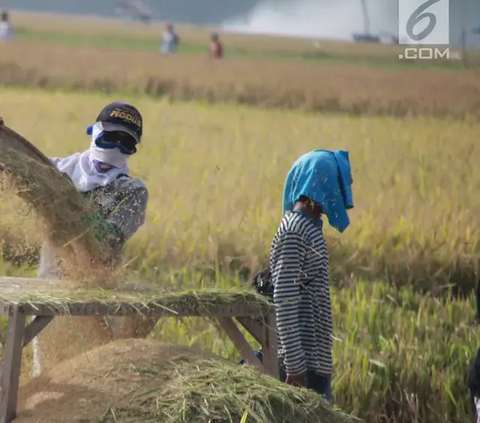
[{"left": 0, "top": 277, "right": 278, "bottom": 423}]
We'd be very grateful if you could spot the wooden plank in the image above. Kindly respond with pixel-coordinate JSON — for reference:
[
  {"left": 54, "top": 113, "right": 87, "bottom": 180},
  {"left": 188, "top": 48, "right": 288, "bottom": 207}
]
[
  {"left": 236, "top": 317, "right": 264, "bottom": 344},
  {"left": 260, "top": 311, "right": 279, "bottom": 378},
  {"left": 217, "top": 317, "right": 263, "bottom": 372},
  {"left": 22, "top": 316, "right": 54, "bottom": 348},
  {"left": 0, "top": 306, "right": 26, "bottom": 423},
  {"left": 0, "top": 301, "right": 267, "bottom": 318}
]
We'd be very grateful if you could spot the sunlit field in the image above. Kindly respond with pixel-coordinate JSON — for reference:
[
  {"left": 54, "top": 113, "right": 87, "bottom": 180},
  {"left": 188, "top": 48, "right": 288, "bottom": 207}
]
[
  {"left": 1, "top": 87, "right": 478, "bottom": 292},
  {"left": 1, "top": 11, "right": 480, "bottom": 120}
]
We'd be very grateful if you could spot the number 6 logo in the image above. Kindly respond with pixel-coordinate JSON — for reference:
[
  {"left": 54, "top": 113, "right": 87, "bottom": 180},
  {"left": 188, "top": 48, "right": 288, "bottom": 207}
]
[{"left": 406, "top": 0, "right": 441, "bottom": 42}]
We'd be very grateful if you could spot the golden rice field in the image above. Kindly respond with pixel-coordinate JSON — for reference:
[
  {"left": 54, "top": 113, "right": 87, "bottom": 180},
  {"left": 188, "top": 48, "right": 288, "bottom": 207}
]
[
  {"left": 0, "top": 11, "right": 479, "bottom": 423},
  {"left": 0, "top": 87, "right": 478, "bottom": 291},
  {"left": 1, "top": 40, "right": 479, "bottom": 120},
  {"left": 1, "top": 10, "right": 480, "bottom": 120}
]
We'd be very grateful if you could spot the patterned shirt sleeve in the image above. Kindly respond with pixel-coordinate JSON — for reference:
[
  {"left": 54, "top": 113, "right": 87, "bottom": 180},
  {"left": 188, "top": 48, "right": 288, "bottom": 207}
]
[
  {"left": 104, "top": 181, "right": 149, "bottom": 251},
  {"left": 272, "top": 230, "right": 308, "bottom": 375}
]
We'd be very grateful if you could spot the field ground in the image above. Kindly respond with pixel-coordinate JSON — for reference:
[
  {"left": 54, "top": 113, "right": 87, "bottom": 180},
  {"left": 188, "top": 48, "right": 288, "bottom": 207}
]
[{"left": 0, "top": 10, "right": 479, "bottom": 423}]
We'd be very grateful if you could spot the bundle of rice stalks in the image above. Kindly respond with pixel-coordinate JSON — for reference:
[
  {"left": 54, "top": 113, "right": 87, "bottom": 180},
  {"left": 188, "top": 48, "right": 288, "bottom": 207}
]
[
  {"left": 0, "top": 118, "right": 115, "bottom": 285},
  {"left": 18, "top": 339, "right": 361, "bottom": 423}
]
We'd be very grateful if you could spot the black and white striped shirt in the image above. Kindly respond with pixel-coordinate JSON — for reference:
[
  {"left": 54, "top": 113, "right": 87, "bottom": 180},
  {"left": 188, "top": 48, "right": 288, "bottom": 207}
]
[{"left": 270, "top": 211, "right": 333, "bottom": 376}]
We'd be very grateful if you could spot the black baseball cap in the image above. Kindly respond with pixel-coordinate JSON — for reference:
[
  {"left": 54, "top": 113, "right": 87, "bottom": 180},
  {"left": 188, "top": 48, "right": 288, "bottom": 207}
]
[{"left": 96, "top": 102, "right": 143, "bottom": 145}]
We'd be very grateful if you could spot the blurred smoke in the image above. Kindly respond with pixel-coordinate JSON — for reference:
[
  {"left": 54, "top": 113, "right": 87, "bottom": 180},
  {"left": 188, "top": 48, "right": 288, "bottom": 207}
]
[{"left": 221, "top": 0, "right": 396, "bottom": 41}]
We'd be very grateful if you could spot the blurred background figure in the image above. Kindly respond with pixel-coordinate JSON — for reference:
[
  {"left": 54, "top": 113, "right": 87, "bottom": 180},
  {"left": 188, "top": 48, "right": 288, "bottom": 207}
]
[
  {"left": 0, "top": 10, "right": 14, "bottom": 42},
  {"left": 160, "top": 21, "right": 179, "bottom": 55},
  {"left": 209, "top": 32, "right": 224, "bottom": 59}
]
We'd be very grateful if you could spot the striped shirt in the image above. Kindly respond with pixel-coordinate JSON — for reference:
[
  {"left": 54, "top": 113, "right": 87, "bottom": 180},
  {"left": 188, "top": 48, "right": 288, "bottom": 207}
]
[{"left": 270, "top": 211, "right": 333, "bottom": 376}]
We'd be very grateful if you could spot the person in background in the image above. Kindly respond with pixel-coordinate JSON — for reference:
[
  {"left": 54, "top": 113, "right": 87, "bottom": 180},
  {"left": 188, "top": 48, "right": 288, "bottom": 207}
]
[
  {"left": 0, "top": 10, "right": 14, "bottom": 42},
  {"left": 32, "top": 101, "right": 149, "bottom": 377},
  {"left": 270, "top": 149, "right": 354, "bottom": 404},
  {"left": 209, "top": 32, "right": 224, "bottom": 59},
  {"left": 160, "top": 21, "right": 179, "bottom": 55}
]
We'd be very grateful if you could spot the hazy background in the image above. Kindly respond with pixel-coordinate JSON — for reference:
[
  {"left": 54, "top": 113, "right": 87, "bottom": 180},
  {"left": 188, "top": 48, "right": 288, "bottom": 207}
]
[
  {"left": 223, "top": 0, "right": 394, "bottom": 40},
  {"left": 0, "top": 0, "right": 479, "bottom": 46}
]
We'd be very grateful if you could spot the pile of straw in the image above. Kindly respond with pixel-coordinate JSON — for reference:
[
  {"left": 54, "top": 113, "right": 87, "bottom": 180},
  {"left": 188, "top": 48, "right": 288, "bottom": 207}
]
[{"left": 18, "top": 339, "right": 361, "bottom": 423}]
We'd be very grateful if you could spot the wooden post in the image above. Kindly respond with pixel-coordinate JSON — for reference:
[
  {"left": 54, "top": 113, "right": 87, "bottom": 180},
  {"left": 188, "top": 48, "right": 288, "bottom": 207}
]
[
  {"left": 236, "top": 317, "right": 263, "bottom": 344},
  {"left": 23, "top": 316, "right": 54, "bottom": 348},
  {"left": 217, "top": 317, "right": 263, "bottom": 372},
  {"left": 0, "top": 306, "right": 26, "bottom": 423},
  {"left": 261, "top": 311, "right": 279, "bottom": 378}
]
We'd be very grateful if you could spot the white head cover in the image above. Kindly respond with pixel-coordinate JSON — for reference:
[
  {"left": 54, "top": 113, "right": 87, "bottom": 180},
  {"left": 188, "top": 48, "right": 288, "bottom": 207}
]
[{"left": 51, "top": 122, "right": 130, "bottom": 193}]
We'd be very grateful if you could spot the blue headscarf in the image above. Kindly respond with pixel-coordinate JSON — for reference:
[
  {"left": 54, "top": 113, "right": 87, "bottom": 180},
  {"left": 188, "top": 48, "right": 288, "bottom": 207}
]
[{"left": 282, "top": 149, "right": 354, "bottom": 233}]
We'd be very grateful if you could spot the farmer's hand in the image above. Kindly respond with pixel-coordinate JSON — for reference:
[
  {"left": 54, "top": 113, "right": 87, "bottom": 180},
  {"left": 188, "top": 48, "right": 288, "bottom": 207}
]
[{"left": 285, "top": 372, "right": 307, "bottom": 388}]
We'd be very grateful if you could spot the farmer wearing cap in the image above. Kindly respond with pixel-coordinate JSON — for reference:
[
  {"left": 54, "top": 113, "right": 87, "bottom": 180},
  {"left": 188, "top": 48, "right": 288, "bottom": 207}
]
[
  {"left": 33, "top": 101, "right": 149, "bottom": 377},
  {"left": 268, "top": 149, "right": 353, "bottom": 403},
  {"left": 38, "top": 101, "right": 147, "bottom": 275}
]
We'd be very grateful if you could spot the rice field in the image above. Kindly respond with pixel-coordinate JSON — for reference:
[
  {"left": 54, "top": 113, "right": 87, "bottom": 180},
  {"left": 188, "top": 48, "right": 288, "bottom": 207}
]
[
  {"left": 0, "top": 87, "right": 478, "bottom": 292},
  {"left": 0, "top": 11, "right": 479, "bottom": 423},
  {"left": 1, "top": 11, "right": 480, "bottom": 120},
  {"left": 0, "top": 85, "right": 478, "bottom": 422},
  {"left": 1, "top": 40, "right": 479, "bottom": 120}
]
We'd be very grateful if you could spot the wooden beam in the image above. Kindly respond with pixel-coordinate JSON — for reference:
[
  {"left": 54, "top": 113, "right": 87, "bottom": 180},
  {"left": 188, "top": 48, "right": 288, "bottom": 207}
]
[
  {"left": 260, "top": 312, "right": 279, "bottom": 378},
  {"left": 23, "top": 316, "right": 54, "bottom": 348},
  {"left": 0, "top": 302, "right": 267, "bottom": 318},
  {"left": 217, "top": 317, "right": 263, "bottom": 372},
  {"left": 0, "top": 305, "right": 26, "bottom": 423},
  {"left": 236, "top": 317, "right": 264, "bottom": 344}
]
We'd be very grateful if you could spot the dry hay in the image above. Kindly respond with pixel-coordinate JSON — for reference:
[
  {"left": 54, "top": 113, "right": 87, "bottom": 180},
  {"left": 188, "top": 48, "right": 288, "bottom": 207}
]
[
  {"left": 0, "top": 284, "right": 272, "bottom": 317},
  {"left": 17, "top": 339, "right": 359, "bottom": 423},
  {"left": 0, "top": 118, "right": 116, "bottom": 286}
]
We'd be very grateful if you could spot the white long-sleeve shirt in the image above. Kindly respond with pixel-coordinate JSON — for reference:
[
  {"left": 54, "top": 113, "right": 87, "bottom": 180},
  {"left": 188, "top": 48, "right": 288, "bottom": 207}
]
[
  {"left": 270, "top": 211, "right": 333, "bottom": 376},
  {"left": 0, "top": 22, "right": 14, "bottom": 41}
]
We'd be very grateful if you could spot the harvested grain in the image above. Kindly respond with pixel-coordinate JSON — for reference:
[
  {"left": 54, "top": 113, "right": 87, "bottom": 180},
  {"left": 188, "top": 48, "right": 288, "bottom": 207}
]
[
  {"left": 18, "top": 339, "right": 359, "bottom": 423},
  {"left": 0, "top": 120, "right": 116, "bottom": 286}
]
